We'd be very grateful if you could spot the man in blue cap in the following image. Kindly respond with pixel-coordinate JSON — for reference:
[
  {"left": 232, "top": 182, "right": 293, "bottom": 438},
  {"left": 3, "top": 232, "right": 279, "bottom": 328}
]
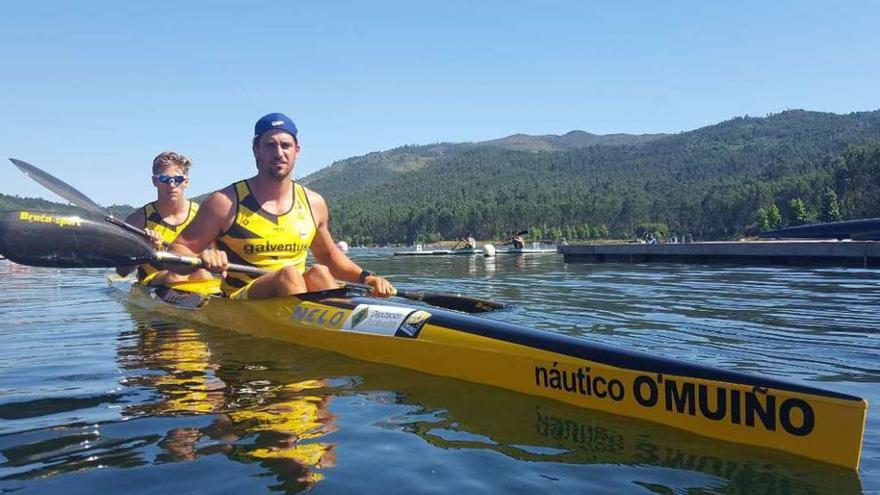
[{"left": 167, "top": 113, "right": 395, "bottom": 299}]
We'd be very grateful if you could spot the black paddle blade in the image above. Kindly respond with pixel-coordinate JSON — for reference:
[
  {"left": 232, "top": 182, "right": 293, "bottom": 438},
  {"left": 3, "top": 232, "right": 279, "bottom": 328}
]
[
  {"left": 0, "top": 210, "right": 154, "bottom": 268},
  {"left": 9, "top": 158, "right": 109, "bottom": 217},
  {"left": 398, "top": 290, "right": 507, "bottom": 313}
]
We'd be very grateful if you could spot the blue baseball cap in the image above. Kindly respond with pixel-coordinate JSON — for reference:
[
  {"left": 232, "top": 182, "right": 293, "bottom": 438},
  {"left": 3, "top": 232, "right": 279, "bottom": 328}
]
[{"left": 254, "top": 112, "right": 298, "bottom": 140}]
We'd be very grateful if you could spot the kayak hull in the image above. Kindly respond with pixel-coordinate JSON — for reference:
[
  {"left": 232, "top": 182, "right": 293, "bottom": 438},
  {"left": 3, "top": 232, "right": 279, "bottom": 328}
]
[
  {"left": 393, "top": 248, "right": 483, "bottom": 256},
  {"left": 393, "top": 247, "right": 558, "bottom": 256},
  {"left": 115, "top": 279, "right": 867, "bottom": 470},
  {"left": 495, "top": 247, "right": 558, "bottom": 254}
]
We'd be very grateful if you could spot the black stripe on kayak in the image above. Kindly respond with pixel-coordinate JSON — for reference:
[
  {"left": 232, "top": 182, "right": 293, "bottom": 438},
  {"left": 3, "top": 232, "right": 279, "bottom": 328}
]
[
  {"left": 224, "top": 277, "right": 248, "bottom": 289},
  {"left": 346, "top": 297, "right": 861, "bottom": 402}
]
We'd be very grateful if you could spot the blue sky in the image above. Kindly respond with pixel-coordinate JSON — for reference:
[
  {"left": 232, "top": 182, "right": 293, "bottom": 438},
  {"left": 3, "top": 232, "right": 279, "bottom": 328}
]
[{"left": 1, "top": 1, "right": 878, "bottom": 206}]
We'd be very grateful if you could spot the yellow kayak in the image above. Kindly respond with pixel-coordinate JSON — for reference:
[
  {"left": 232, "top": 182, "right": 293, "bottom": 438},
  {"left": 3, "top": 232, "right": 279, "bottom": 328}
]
[{"left": 110, "top": 277, "right": 867, "bottom": 470}]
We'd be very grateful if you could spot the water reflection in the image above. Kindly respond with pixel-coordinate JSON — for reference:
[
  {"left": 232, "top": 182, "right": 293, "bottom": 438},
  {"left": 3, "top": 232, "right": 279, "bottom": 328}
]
[
  {"left": 118, "top": 319, "right": 338, "bottom": 490},
  {"left": 484, "top": 255, "right": 496, "bottom": 275},
  {"left": 398, "top": 375, "right": 862, "bottom": 495},
  {"left": 466, "top": 254, "right": 478, "bottom": 276},
  {"left": 122, "top": 324, "right": 225, "bottom": 416},
  {"left": 0, "top": 259, "right": 873, "bottom": 494}
]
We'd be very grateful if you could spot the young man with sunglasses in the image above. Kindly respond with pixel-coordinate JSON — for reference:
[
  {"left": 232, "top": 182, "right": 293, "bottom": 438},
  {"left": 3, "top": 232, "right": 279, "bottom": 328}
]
[
  {"left": 116, "top": 151, "right": 212, "bottom": 285},
  {"left": 167, "top": 113, "right": 395, "bottom": 300}
]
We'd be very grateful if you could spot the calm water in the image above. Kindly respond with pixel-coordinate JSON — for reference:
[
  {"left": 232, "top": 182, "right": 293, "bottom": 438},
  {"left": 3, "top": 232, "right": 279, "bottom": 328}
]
[{"left": 1, "top": 251, "right": 878, "bottom": 494}]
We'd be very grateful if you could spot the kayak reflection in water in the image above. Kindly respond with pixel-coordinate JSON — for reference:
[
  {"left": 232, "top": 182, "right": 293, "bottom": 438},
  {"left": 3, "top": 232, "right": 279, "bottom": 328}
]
[
  {"left": 116, "top": 152, "right": 212, "bottom": 286},
  {"left": 125, "top": 321, "right": 337, "bottom": 490},
  {"left": 124, "top": 324, "right": 226, "bottom": 417},
  {"left": 211, "top": 380, "right": 338, "bottom": 485},
  {"left": 166, "top": 112, "right": 395, "bottom": 300}
]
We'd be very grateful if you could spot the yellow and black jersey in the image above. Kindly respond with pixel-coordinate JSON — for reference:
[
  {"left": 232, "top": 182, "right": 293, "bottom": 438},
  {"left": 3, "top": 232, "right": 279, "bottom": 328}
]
[
  {"left": 217, "top": 180, "right": 317, "bottom": 296},
  {"left": 137, "top": 201, "right": 199, "bottom": 284}
]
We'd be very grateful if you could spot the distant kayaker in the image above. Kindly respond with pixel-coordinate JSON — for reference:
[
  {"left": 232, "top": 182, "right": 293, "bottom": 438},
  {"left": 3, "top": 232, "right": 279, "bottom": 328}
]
[
  {"left": 167, "top": 112, "right": 395, "bottom": 299},
  {"left": 453, "top": 232, "right": 477, "bottom": 250},
  {"left": 116, "top": 151, "right": 212, "bottom": 285},
  {"left": 510, "top": 232, "right": 525, "bottom": 249}
]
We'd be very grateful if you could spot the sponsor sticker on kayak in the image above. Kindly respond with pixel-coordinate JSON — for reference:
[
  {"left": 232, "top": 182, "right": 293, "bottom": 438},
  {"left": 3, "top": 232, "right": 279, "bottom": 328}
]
[
  {"left": 342, "top": 305, "right": 430, "bottom": 338},
  {"left": 290, "top": 305, "right": 348, "bottom": 328},
  {"left": 397, "top": 310, "right": 431, "bottom": 338},
  {"left": 18, "top": 210, "right": 83, "bottom": 228},
  {"left": 155, "top": 286, "right": 209, "bottom": 309}
]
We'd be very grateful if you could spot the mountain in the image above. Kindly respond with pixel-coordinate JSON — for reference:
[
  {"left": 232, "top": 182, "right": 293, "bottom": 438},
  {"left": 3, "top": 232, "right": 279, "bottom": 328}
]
[
  {"left": 0, "top": 193, "right": 135, "bottom": 219},
  {"left": 301, "top": 110, "right": 880, "bottom": 244},
  {"left": 481, "top": 130, "right": 666, "bottom": 151},
  {"left": 3, "top": 110, "right": 879, "bottom": 245},
  {"left": 300, "top": 131, "right": 666, "bottom": 200}
]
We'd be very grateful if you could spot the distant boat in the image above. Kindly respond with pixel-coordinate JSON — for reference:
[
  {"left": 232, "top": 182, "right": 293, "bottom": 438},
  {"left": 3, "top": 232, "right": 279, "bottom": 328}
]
[
  {"left": 759, "top": 218, "right": 880, "bottom": 240},
  {"left": 495, "top": 247, "right": 558, "bottom": 254},
  {"left": 393, "top": 248, "right": 483, "bottom": 256}
]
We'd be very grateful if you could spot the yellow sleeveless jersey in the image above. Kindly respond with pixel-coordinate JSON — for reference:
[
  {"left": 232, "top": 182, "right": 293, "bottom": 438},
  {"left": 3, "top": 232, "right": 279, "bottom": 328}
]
[
  {"left": 217, "top": 180, "right": 317, "bottom": 296},
  {"left": 138, "top": 201, "right": 199, "bottom": 284}
]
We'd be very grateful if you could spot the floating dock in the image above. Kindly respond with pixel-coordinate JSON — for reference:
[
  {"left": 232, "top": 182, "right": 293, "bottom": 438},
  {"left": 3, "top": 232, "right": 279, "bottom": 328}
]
[{"left": 560, "top": 240, "right": 880, "bottom": 268}]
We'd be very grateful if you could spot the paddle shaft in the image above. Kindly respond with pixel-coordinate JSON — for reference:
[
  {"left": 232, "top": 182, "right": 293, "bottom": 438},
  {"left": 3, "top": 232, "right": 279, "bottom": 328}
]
[
  {"left": 154, "top": 251, "right": 411, "bottom": 296},
  {"left": 107, "top": 215, "right": 170, "bottom": 245}
]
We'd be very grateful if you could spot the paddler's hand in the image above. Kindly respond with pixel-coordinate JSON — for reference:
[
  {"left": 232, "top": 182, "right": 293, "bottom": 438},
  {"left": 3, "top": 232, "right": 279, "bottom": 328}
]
[
  {"left": 199, "top": 248, "right": 228, "bottom": 278},
  {"left": 365, "top": 275, "right": 395, "bottom": 298},
  {"left": 144, "top": 228, "right": 164, "bottom": 250}
]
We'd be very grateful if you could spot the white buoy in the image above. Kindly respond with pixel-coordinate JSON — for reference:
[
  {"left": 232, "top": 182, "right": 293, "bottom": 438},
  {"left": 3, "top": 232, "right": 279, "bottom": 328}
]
[
  {"left": 337, "top": 240, "right": 350, "bottom": 253},
  {"left": 483, "top": 243, "right": 496, "bottom": 257}
]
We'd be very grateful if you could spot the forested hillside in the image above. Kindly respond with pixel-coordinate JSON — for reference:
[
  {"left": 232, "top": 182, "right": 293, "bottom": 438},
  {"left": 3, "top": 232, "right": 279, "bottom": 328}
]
[
  {"left": 304, "top": 110, "right": 880, "bottom": 244},
  {"left": 3, "top": 110, "right": 879, "bottom": 245},
  {"left": 301, "top": 130, "right": 666, "bottom": 202},
  {"left": 0, "top": 193, "right": 133, "bottom": 219}
]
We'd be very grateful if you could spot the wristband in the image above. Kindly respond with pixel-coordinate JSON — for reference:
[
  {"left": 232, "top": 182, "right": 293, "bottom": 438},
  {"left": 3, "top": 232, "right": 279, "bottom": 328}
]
[{"left": 358, "top": 269, "right": 376, "bottom": 284}]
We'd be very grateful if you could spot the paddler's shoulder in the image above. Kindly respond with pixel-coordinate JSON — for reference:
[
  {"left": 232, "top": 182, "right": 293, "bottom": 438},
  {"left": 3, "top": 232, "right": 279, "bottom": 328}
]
[
  {"left": 301, "top": 184, "right": 327, "bottom": 210},
  {"left": 299, "top": 183, "right": 323, "bottom": 201},
  {"left": 198, "top": 186, "right": 237, "bottom": 215}
]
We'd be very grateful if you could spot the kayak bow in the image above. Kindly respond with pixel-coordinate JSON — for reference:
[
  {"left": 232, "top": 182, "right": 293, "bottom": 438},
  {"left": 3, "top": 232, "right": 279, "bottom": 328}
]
[{"left": 111, "top": 277, "right": 867, "bottom": 470}]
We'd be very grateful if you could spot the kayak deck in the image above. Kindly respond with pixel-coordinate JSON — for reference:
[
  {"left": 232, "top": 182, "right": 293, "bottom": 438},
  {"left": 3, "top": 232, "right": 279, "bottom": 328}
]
[{"left": 112, "top": 278, "right": 867, "bottom": 470}]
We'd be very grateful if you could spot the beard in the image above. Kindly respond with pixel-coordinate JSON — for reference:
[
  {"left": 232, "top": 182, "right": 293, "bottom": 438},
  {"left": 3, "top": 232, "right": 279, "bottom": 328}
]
[
  {"left": 258, "top": 160, "right": 293, "bottom": 181},
  {"left": 266, "top": 167, "right": 290, "bottom": 181}
]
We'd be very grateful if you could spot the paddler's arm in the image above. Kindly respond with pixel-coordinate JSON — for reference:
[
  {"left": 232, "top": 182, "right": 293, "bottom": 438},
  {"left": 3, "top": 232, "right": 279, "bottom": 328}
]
[
  {"left": 116, "top": 209, "right": 147, "bottom": 277},
  {"left": 306, "top": 188, "right": 396, "bottom": 297},
  {"left": 167, "top": 189, "right": 235, "bottom": 278}
]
